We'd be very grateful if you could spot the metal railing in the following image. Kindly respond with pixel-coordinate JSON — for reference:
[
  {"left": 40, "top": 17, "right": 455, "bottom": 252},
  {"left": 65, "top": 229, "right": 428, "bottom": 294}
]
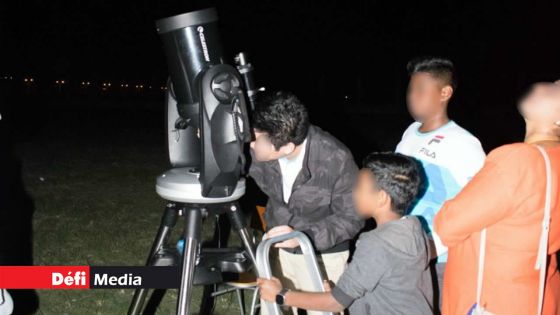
[{"left": 255, "top": 231, "right": 334, "bottom": 315}]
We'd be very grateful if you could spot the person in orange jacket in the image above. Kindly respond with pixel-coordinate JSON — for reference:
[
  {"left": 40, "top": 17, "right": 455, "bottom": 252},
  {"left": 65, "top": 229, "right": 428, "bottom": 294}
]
[{"left": 434, "top": 80, "right": 560, "bottom": 315}]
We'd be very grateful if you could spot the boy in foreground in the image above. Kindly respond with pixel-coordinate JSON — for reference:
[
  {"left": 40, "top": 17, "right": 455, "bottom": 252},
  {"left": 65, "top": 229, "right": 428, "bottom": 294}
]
[{"left": 258, "top": 153, "right": 434, "bottom": 314}]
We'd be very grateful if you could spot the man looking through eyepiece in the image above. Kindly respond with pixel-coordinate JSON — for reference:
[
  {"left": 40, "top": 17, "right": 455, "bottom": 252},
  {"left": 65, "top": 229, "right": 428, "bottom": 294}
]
[{"left": 249, "top": 91, "right": 364, "bottom": 315}]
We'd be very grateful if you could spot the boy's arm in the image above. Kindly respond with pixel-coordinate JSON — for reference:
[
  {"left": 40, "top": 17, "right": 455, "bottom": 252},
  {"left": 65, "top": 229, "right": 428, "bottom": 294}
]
[
  {"left": 259, "top": 234, "right": 389, "bottom": 312},
  {"left": 452, "top": 135, "right": 486, "bottom": 186},
  {"left": 257, "top": 277, "right": 345, "bottom": 313},
  {"left": 284, "top": 291, "right": 344, "bottom": 312},
  {"left": 430, "top": 134, "right": 486, "bottom": 258}
]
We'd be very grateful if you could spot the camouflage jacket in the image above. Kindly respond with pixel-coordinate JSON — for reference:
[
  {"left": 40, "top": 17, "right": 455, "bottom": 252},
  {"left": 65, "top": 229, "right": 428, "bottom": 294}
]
[{"left": 249, "top": 125, "right": 364, "bottom": 252}]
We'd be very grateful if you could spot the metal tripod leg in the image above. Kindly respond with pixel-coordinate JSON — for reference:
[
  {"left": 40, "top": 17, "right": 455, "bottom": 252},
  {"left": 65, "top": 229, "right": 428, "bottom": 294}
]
[
  {"left": 129, "top": 204, "right": 178, "bottom": 315},
  {"left": 226, "top": 203, "right": 257, "bottom": 268},
  {"left": 199, "top": 214, "right": 229, "bottom": 315},
  {"left": 176, "top": 207, "right": 203, "bottom": 315}
]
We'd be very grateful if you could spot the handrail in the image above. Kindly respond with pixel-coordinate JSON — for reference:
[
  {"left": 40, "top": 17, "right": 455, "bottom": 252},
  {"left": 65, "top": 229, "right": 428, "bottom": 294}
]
[{"left": 255, "top": 231, "right": 334, "bottom": 315}]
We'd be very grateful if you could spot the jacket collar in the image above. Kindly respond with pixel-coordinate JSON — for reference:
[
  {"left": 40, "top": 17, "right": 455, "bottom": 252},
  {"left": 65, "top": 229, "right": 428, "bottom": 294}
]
[{"left": 299, "top": 125, "right": 315, "bottom": 181}]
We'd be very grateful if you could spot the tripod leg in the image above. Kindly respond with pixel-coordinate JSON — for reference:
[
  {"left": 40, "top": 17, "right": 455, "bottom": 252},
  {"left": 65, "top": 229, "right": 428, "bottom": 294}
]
[
  {"left": 227, "top": 203, "right": 257, "bottom": 269},
  {"left": 199, "top": 215, "right": 228, "bottom": 315},
  {"left": 199, "top": 284, "right": 217, "bottom": 315},
  {"left": 235, "top": 289, "right": 246, "bottom": 315},
  {"left": 142, "top": 289, "right": 167, "bottom": 315},
  {"left": 128, "top": 204, "right": 178, "bottom": 315},
  {"left": 177, "top": 207, "right": 203, "bottom": 315}
]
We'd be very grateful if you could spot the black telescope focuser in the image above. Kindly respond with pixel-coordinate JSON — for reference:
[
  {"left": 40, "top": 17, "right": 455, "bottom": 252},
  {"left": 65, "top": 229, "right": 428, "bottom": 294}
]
[{"left": 156, "top": 8, "right": 253, "bottom": 198}]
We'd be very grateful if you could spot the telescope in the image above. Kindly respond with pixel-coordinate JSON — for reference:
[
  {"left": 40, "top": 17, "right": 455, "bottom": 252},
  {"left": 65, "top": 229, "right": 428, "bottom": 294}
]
[
  {"left": 128, "top": 8, "right": 259, "bottom": 315},
  {"left": 158, "top": 7, "right": 254, "bottom": 197}
]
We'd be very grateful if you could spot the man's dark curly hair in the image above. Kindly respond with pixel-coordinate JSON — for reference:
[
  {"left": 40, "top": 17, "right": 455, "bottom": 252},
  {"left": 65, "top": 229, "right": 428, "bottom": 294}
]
[
  {"left": 362, "top": 152, "right": 421, "bottom": 216},
  {"left": 252, "top": 91, "right": 310, "bottom": 150}
]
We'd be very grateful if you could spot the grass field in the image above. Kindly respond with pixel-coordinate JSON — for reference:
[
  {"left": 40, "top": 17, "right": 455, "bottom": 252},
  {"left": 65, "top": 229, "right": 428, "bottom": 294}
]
[{"left": 15, "top": 107, "right": 246, "bottom": 314}]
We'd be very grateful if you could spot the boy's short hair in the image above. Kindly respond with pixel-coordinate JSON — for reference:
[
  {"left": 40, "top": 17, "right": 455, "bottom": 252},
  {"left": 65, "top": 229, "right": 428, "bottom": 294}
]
[
  {"left": 252, "top": 91, "right": 310, "bottom": 150},
  {"left": 407, "top": 56, "right": 457, "bottom": 90},
  {"left": 362, "top": 152, "right": 421, "bottom": 216}
]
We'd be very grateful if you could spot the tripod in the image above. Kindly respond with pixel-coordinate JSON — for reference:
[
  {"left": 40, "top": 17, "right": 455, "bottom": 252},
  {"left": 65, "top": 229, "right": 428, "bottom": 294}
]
[{"left": 128, "top": 168, "right": 257, "bottom": 315}]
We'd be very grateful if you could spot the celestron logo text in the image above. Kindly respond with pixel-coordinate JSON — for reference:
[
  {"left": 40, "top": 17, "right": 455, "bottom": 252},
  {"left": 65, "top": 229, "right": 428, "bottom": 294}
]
[{"left": 197, "top": 26, "right": 210, "bottom": 62}]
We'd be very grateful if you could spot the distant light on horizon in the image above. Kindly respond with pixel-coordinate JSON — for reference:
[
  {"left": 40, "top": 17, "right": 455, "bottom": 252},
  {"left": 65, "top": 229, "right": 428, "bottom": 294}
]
[{"left": 13, "top": 75, "right": 171, "bottom": 94}]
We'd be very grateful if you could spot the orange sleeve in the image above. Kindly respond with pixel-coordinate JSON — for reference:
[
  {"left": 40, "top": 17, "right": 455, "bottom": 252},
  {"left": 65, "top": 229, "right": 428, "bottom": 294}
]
[{"left": 434, "top": 144, "right": 538, "bottom": 247}]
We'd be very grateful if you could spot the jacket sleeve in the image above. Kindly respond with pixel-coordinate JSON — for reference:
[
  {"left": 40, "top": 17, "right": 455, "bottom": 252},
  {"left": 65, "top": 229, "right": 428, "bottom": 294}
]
[
  {"left": 434, "top": 145, "right": 537, "bottom": 248},
  {"left": 290, "top": 154, "right": 364, "bottom": 251}
]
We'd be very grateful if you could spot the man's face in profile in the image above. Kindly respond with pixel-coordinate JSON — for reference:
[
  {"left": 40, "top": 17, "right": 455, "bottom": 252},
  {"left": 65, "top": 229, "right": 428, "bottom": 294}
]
[{"left": 250, "top": 130, "right": 286, "bottom": 162}]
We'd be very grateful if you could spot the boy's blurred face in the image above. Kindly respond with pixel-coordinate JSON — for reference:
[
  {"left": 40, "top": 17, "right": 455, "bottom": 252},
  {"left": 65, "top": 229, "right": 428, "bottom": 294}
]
[
  {"left": 353, "top": 169, "right": 381, "bottom": 218},
  {"left": 407, "top": 72, "right": 451, "bottom": 122}
]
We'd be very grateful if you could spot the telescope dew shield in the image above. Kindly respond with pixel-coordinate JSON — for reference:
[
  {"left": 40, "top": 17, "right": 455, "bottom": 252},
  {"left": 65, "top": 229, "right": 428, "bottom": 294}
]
[
  {"left": 156, "top": 8, "right": 224, "bottom": 167},
  {"left": 156, "top": 8, "right": 223, "bottom": 107}
]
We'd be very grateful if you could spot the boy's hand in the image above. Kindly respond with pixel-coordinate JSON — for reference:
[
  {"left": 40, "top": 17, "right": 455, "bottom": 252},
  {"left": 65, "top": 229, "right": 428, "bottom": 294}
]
[
  {"left": 257, "top": 277, "right": 283, "bottom": 302},
  {"left": 265, "top": 225, "right": 299, "bottom": 248},
  {"left": 323, "top": 280, "right": 332, "bottom": 292}
]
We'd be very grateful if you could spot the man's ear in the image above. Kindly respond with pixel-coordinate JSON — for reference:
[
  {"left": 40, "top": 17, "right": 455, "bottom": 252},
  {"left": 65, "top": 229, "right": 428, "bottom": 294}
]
[
  {"left": 440, "top": 85, "right": 453, "bottom": 102},
  {"left": 279, "top": 143, "right": 295, "bottom": 156}
]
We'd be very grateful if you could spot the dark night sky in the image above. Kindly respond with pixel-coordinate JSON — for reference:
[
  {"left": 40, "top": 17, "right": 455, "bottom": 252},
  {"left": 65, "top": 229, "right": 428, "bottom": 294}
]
[{"left": 1, "top": 1, "right": 560, "bottom": 114}]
